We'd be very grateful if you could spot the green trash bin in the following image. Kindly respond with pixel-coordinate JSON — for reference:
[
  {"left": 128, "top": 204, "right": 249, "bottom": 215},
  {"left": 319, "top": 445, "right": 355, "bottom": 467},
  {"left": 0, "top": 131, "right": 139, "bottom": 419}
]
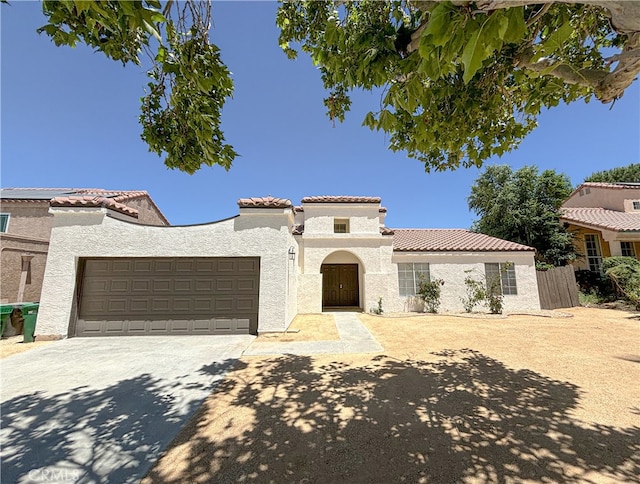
[
  {"left": 0, "top": 305, "right": 13, "bottom": 338},
  {"left": 19, "top": 303, "right": 39, "bottom": 343}
]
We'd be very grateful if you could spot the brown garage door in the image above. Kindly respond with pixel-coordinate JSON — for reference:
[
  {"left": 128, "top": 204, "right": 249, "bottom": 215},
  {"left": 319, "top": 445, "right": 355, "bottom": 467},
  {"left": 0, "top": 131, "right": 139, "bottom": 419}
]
[{"left": 75, "top": 257, "right": 259, "bottom": 337}]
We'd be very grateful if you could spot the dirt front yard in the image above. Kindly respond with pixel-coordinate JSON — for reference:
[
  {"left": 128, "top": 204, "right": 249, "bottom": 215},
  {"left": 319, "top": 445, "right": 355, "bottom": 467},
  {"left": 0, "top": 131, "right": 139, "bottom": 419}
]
[{"left": 144, "top": 307, "right": 639, "bottom": 483}]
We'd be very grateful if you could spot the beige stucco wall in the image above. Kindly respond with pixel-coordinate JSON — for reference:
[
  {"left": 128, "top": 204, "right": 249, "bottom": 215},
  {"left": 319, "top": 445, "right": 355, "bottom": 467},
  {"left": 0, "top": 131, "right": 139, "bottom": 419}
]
[
  {"left": 0, "top": 201, "right": 53, "bottom": 239},
  {"left": 563, "top": 186, "right": 640, "bottom": 212},
  {"left": 38, "top": 207, "right": 294, "bottom": 336},
  {"left": 0, "top": 234, "right": 49, "bottom": 303},
  {"left": 302, "top": 204, "right": 381, "bottom": 235},
  {"left": 296, "top": 234, "right": 398, "bottom": 314},
  {"left": 390, "top": 252, "right": 541, "bottom": 313},
  {"left": 121, "top": 196, "right": 169, "bottom": 225}
]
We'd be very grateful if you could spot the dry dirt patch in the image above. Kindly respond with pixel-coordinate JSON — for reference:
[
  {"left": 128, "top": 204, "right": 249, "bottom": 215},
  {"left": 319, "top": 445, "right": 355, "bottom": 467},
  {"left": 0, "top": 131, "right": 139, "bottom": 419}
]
[
  {"left": 0, "top": 335, "right": 58, "bottom": 359},
  {"left": 144, "top": 307, "right": 639, "bottom": 484},
  {"left": 256, "top": 313, "right": 339, "bottom": 342}
]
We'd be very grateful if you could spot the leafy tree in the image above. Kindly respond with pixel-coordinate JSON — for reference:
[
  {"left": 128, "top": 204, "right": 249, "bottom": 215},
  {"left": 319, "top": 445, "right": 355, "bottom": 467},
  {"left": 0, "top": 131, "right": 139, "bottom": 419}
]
[
  {"left": 36, "top": 0, "right": 236, "bottom": 174},
  {"left": 584, "top": 164, "right": 640, "bottom": 183},
  {"left": 468, "top": 165, "right": 576, "bottom": 266},
  {"left": 16, "top": 1, "right": 640, "bottom": 173},
  {"left": 278, "top": 1, "right": 640, "bottom": 171}
]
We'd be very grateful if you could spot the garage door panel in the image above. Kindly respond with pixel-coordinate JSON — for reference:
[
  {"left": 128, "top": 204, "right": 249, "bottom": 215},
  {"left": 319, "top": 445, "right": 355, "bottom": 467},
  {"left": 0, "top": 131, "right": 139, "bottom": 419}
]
[
  {"left": 196, "top": 260, "right": 216, "bottom": 272},
  {"left": 238, "top": 260, "right": 259, "bottom": 272},
  {"left": 104, "top": 321, "right": 127, "bottom": 333},
  {"left": 127, "top": 321, "right": 146, "bottom": 333},
  {"left": 176, "top": 260, "right": 195, "bottom": 272},
  {"left": 237, "top": 278, "right": 257, "bottom": 291},
  {"left": 133, "top": 260, "right": 153, "bottom": 272},
  {"left": 112, "top": 261, "right": 132, "bottom": 273},
  {"left": 174, "top": 279, "right": 193, "bottom": 292},
  {"left": 152, "top": 279, "right": 171, "bottom": 291},
  {"left": 237, "top": 297, "right": 257, "bottom": 311},
  {"left": 77, "top": 257, "right": 259, "bottom": 336},
  {"left": 131, "top": 280, "right": 150, "bottom": 292}
]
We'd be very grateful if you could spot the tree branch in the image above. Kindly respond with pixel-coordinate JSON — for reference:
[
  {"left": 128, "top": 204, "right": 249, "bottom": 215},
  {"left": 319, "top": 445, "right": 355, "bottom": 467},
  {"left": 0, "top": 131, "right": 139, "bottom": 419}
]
[
  {"left": 518, "top": 56, "right": 608, "bottom": 88},
  {"left": 596, "top": 32, "right": 640, "bottom": 103}
]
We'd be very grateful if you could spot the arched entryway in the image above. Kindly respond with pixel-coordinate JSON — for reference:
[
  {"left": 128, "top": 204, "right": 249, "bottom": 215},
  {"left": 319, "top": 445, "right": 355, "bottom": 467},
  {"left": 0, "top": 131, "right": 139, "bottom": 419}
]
[{"left": 320, "top": 251, "right": 363, "bottom": 310}]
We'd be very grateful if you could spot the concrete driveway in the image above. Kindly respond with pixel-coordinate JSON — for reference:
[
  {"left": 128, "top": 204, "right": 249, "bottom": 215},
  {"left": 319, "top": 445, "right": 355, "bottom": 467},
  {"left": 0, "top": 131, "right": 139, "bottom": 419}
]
[{"left": 0, "top": 335, "right": 254, "bottom": 483}]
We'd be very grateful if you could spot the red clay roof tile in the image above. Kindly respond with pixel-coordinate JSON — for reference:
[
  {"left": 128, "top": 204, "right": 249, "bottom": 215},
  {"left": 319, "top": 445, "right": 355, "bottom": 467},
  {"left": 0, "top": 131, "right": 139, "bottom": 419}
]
[
  {"left": 392, "top": 229, "right": 534, "bottom": 252},
  {"left": 301, "top": 196, "right": 381, "bottom": 204},
  {"left": 2, "top": 188, "right": 169, "bottom": 225},
  {"left": 561, "top": 207, "right": 640, "bottom": 232},
  {"left": 50, "top": 196, "right": 139, "bottom": 218},
  {"left": 237, "top": 196, "right": 292, "bottom": 208}
]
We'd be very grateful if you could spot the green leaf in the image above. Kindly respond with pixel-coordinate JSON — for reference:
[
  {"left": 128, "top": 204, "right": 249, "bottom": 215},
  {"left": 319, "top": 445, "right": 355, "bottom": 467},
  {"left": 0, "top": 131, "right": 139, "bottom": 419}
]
[
  {"left": 378, "top": 109, "right": 395, "bottom": 131},
  {"left": 539, "top": 21, "right": 573, "bottom": 57},
  {"left": 362, "top": 111, "right": 376, "bottom": 128},
  {"left": 503, "top": 7, "right": 526, "bottom": 43},
  {"left": 460, "top": 29, "right": 484, "bottom": 83},
  {"left": 424, "top": 3, "right": 452, "bottom": 47}
]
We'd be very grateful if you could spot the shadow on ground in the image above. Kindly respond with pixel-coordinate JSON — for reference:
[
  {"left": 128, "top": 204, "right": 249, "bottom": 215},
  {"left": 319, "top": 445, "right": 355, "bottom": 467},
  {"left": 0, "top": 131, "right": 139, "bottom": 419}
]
[
  {"left": 145, "top": 349, "right": 639, "bottom": 483},
  {"left": 0, "top": 359, "right": 237, "bottom": 483}
]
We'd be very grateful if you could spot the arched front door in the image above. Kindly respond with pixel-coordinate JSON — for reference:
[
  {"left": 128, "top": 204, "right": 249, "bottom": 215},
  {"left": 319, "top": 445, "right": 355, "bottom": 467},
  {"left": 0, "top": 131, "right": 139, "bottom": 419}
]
[{"left": 321, "top": 263, "right": 359, "bottom": 308}]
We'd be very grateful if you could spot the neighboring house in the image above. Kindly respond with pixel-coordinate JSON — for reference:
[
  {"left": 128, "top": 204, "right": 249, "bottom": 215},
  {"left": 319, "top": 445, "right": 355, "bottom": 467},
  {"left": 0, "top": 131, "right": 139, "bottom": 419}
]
[
  {"left": 560, "top": 182, "right": 640, "bottom": 273},
  {"left": 37, "top": 195, "right": 540, "bottom": 338},
  {"left": 0, "top": 188, "right": 169, "bottom": 303}
]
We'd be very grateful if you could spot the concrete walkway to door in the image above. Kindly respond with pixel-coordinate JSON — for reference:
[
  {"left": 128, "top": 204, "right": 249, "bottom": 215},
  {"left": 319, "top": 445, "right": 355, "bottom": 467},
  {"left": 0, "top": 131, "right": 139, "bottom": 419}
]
[{"left": 243, "top": 312, "right": 383, "bottom": 356}]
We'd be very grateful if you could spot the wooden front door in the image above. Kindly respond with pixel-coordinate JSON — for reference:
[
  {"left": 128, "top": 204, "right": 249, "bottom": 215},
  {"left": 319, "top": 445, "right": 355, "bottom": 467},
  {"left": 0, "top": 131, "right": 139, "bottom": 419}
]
[{"left": 321, "top": 264, "right": 359, "bottom": 307}]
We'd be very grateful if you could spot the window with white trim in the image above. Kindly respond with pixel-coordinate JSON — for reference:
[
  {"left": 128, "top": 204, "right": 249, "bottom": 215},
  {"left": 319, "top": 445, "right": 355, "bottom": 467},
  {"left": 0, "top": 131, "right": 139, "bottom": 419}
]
[
  {"left": 334, "top": 218, "right": 349, "bottom": 233},
  {"left": 485, "top": 263, "right": 518, "bottom": 295},
  {"left": 398, "top": 263, "right": 430, "bottom": 296},
  {"left": 621, "top": 242, "right": 636, "bottom": 257},
  {"left": 584, "top": 234, "right": 603, "bottom": 273},
  {"left": 0, "top": 213, "right": 9, "bottom": 233}
]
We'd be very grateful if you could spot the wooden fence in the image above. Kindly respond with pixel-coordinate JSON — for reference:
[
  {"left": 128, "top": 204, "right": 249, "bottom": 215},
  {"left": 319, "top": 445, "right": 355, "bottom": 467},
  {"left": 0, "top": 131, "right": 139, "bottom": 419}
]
[{"left": 536, "top": 265, "right": 580, "bottom": 310}]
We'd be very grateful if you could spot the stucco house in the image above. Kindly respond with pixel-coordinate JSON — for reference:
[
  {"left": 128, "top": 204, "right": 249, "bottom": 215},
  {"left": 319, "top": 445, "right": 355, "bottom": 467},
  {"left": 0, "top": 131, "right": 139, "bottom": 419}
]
[
  {"left": 36, "top": 195, "right": 541, "bottom": 338},
  {"left": 0, "top": 188, "right": 168, "bottom": 304},
  {"left": 560, "top": 182, "right": 640, "bottom": 273}
]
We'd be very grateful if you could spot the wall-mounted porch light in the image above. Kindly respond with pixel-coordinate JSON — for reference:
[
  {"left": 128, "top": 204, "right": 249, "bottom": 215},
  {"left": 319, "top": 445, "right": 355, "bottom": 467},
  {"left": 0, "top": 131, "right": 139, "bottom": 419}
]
[{"left": 288, "top": 246, "right": 296, "bottom": 260}]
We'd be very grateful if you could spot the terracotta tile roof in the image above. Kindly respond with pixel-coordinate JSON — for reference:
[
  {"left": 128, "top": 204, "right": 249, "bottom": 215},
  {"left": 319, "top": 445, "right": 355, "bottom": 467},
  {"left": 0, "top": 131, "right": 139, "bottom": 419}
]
[
  {"left": 293, "top": 206, "right": 304, "bottom": 213},
  {"left": 301, "top": 196, "right": 381, "bottom": 204},
  {"left": 2, "top": 188, "right": 169, "bottom": 224},
  {"left": 393, "top": 229, "right": 534, "bottom": 252},
  {"left": 50, "top": 196, "right": 139, "bottom": 218},
  {"left": 379, "top": 207, "right": 387, "bottom": 213},
  {"left": 380, "top": 227, "right": 394, "bottom": 235},
  {"left": 292, "top": 224, "right": 304, "bottom": 235},
  {"left": 237, "top": 196, "right": 292, "bottom": 208},
  {"left": 561, "top": 207, "right": 640, "bottom": 232}
]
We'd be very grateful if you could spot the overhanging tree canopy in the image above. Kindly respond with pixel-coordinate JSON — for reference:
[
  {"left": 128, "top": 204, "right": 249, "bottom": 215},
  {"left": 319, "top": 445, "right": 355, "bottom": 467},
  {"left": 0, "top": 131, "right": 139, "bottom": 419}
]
[
  {"left": 28, "top": 1, "right": 640, "bottom": 173},
  {"left": 278, "top": 1, "right": 640, "bottom": 171}
]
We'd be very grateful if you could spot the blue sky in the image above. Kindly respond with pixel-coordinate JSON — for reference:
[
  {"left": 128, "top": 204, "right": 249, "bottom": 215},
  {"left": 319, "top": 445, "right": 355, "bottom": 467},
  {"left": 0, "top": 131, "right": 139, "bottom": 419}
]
[{"left": 2, "top": 1, "right": 639, "bottom": 229}]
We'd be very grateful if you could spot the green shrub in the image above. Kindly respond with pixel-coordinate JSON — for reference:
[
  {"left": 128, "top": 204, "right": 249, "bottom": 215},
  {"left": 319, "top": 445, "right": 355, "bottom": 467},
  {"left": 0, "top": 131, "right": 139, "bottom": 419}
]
[
  {"left": 370, "top": 296, "right": 384, "bottom": 315},
  {"left": 575, "top": 269, "right": 615, "bottom": 300},
  {"left": 461, "top": 268, "right": 505, "bottom": 314},
  {"left": 461, "top": 272, "right": 485, "bottom": 312},
  {"left": 603, "top": 256, "right": 640, "bottom": 309},
  {"left": 417, "top": 276, "right": 445, "bottom": 313},
  {"left": 485, "top": 273, "right": 504, "bottom": 314}
]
